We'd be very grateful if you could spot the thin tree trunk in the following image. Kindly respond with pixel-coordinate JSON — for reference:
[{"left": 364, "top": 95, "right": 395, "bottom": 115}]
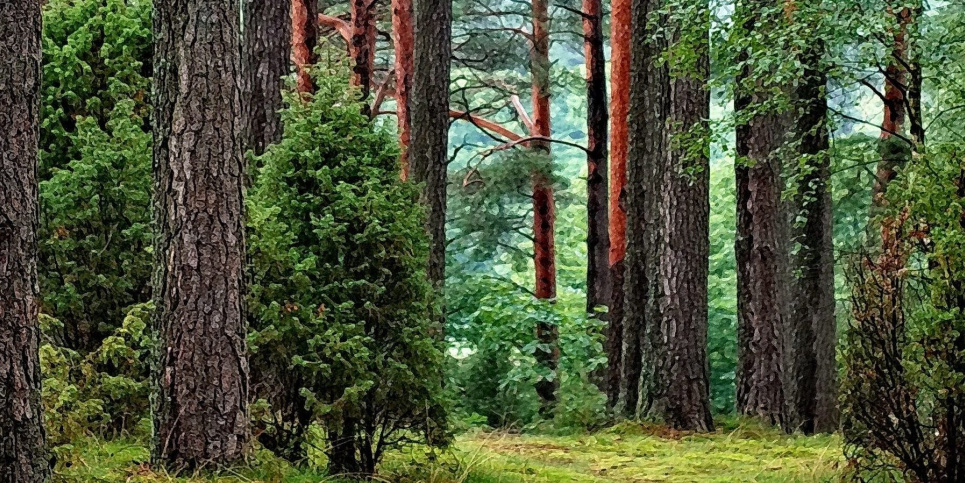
[
  {"left": 606, "top": 0, "right": 631, "bottom": 410},
  {"left": 872, "top": 6, "right": 912, "bottom": 208},
  {"left": 530, "top": 0, "right": 559, "bottom": 415},
  {"left": 410, "top": 0, "right": 452, "bottom": 293},
  {"left": 734, "top": 1, "right": 788, "bottom": 426},
  {"left": 393, "top": 0, "right": 415, "bottom": 176},
  {"left": 0, "top": 2, "right": 49, "bottom": 480},
  {"left": 787, "top": 38, "right": 837, "bottom": 434},
  {"left": 152, "top": 0, "right": 249, "bottom": 469},
  {"left": 640, "top": 2, "right": 715, "bottom": 432},
  {"left": 619, "top": 0, "right": 664, "bottom": 420},
  {"left": 292, "top": 0, "right": 319, "bottom": 94},
  {"left": 350, "top": 0, "right": 378, "bottom": 107},
  {"left": 244, "top": 0, "right": 291, "bottom": 156}
]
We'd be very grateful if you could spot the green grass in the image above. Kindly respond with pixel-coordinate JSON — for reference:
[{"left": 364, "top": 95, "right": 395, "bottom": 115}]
[{"left": 53, "top": 421, "right": 842, "bottom": 482}]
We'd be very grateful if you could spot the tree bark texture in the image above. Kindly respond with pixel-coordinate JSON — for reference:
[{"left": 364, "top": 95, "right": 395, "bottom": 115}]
[
  {"left": 292, "top": 0, "right": 319, "bottom": 94},
  {"left": 244, "top": 0, "right": 291, "bottom": 156},
  {"left": 411, "top": 0, "right": 451, "bottom": 291},
  {"left": 393, "top": 0, "right": 415, "bottom": 176},
  {"left": 350, "top": 0, "right": 378, "bottom": 106},
  {"left": 872, "top": 6, "right": 913, "bottom": 208},
  {"left": 152, "top": 0, "right": 249, "bottom": 469},
  {"left": 583, "top": 0, "right": 610, "bottom": 319},
  {"left": 606, "top": 0, "right": 631, "bottom": 409},
  {"left": 0, "top": 2, "right": 50, "bottom": 480},
  {"left": 619, "top": 0, "right": 664, "bottom": 419},
  {"left": 639, "top": 8, "right": 715, "bottom": 432},
  {"left": 734, "top": 2, "right": 788, "bottom": 426},
  {"left": 787, "top": 39, "right": 838, "bottom": 435},
  {"left": 529, "top": 0, "right": 559, "bottom": 414}
]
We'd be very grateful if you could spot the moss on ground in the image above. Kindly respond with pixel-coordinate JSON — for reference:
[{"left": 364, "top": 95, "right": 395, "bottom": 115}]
[{"left": 53, "top": 420, "right": 841, "bottom": 482}]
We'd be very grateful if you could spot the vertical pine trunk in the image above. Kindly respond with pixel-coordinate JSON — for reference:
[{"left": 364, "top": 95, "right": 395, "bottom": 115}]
[
  {"left": 583, "top": 0, "right": 610, "bottom": 325},
  {"left": 619, "top": 0, "right": 664, "bottom": 419},
  {"left": 872, "top": 6, "right": 912, "bottom": 207},
  {"left": 393, "top": 0, "right": 415, "bottom": 175},
  {"left": 640, "top": 3, "right": 715, "bottom": 432},
  {"left": 787, "top": 38, "right": 837, "bottom": 434},
  {"left": 244, "top": 0, "right": 291, "bottom": 156},
  {"left": 606, "top": 0, "right": 631, "bottom": 410},
  {"left": 152, "top": 0, "right": 249, "bottom": 470},
  {"left": 530, "top": 0, "right": 559, "bottom": 414},
  {"left": 350, "top": 0, "right": 378, "bottom": 106},
  {"left": 410, "top": 0, "right": 452, "bottom": 292},
  {"left": 292, "top": 0, "right": 319, "bottom": 94},
  {"left": 0, "top": 2, "right": 49, "bottom": 481},
  {"left": 734, "top": 1, "right": 788, "bottom": 426}
]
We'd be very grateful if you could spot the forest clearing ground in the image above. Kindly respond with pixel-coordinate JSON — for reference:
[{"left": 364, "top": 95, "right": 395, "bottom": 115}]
[{"left": 55, "top": 420, "right": 841, "bottom": 482}]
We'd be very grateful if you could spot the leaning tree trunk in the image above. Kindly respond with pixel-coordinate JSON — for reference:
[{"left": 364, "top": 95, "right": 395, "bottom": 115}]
[
  {"left": 152, "top": 0, "right": 249, "bottom": 470},
  {"left": 529, "top": 0, "right": 560, "bottom": 415},
  {"left": 619, "top": 0, "right": 664, "bottom": 420},
  {"left": 393, "top": 0, "right": 415, "bottom": 175},
  {"left": 787, "top": 37, "right": 837, "bottom": 434},
  {"left": 0, "top": 2, "right": 49, "bottom": 481},
  {"left": 292, "top": 0, "right": 319, "bottom": 94},
  {"left": 410, "top": 0, "right": 451, "bottom": 294},
  {"left": 244, "top": 0, "right": 291, "bottom": 157},
  {"left": 734, "top": 1, "right": 788, "bottom": 427},
  {"left": 640, "top": 2, "right": 715, "bottom": 432},
  {"left": 606, "top": 0, "right": 631, "bottom": 410},
  {"left": 583, "top": 0, "right": 610, "bottom": 324}
]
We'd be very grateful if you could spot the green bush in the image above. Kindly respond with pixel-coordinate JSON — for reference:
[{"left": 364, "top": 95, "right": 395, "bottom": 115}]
[
  {"left": 39, "top": 0, "right": 153, "bottom": 352},
  {"left": 247, "top": 64, "right": 449, "bottom": 474}
]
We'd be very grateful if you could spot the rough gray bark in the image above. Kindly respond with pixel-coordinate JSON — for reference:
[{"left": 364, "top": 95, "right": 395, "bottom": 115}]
[
  {"left": 787, "top": 40, "right": 838, "bottom": 435},
  {"left": 410, "top": 0, "right": 452, "bottom": 292},
  {"left": 639, "top": 6, "right": 715, "bottom": 432},
  {"left": 618, "top": 0, "right": 665, "bottom": 419},
  {"left": 0, "top": 2, "right": 50, "bottom": 481},
  {"left": 734, "top": 1, "right": 788, "bottom": 426},
  {"left": 243, "top": 0, "right": 291, "bottom": 157},
  {"left": 151, "top": 0, "right": 249, "bottom": 470}
]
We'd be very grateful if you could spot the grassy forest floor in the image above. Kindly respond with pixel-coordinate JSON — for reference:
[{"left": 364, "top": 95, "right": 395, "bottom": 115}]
[{"left": 54, "top": 420, "right": 842, "bottom": 482}]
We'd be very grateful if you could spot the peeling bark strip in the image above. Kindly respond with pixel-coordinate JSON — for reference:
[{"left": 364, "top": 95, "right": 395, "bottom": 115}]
[
  {"left": 606, "top": 0, "right": 631, "bottom": 409},
  {"left": 152, "top": 0, "right": 249, "bottom": 470},
  {"left": 529, "top": 0, "right": 559, "bottom": 414},
  {"left": 292, "top": 0, "right": 319, "bottom": 94},
  {"left": 350, "top": 0, "right": 378, "bottom": 104},
  {"left": 640, "top": 3, "right": 714, "bottom": 432},
  {"left": 583, "top": 0, "right": 610, "bottom": 319},
  {"left": 393, "top": 0, "right": 415, "bottom": 176},
  {"left": 734, "top": 1, "right": 788, "bottom": 426},
  {"left": 619, "top": 0, "right": 663, "bottom": 420},
  {"left": 244, "top": 0, "right": 291, "bottom": 156},
  {"left": 0, "top": 2, "right": 49, "bottom": 481},
  {"left": 410, "top": 0, "right": 451, "bottom": 292}
]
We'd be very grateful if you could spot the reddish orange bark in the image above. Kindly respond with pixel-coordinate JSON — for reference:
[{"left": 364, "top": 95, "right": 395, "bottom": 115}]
[
  {"left": 350, "top": 0, "right": 378, "bottom": 103},
  {"left": 393, "top": 0, "right": 415, "bottom": 178},
  {"left": 291, "top": 0, "right": 318, "bottom": 94},
  {"left": 318, "top": 13, "right": 351, "bottom": 41},
  {"left": 608, "top": 0, "right": 630, "bottom": 269},
  {"left": 873, "top": 7, "right": 911, "bottom": 205}
]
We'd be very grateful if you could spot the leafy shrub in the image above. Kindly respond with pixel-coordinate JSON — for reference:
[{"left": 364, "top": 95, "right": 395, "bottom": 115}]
[
  {"left": 41, "top": 303, "right": 154, "bottom": 451},
  {"left": 247, "top": 64, "right": 448, "bottom": 475},
  {"left": 39, "top": 0, "right": 153, "bottom": 352}
]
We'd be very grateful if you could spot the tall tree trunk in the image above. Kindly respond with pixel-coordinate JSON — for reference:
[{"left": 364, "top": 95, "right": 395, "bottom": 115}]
[
  {"left": 619, "top": 0, "right": 664, "bottom": 419},
  {"left": 410, "top": 0, "right": 451, "bottom": 292},
  {"left": 583, "top": 0, "right": 610, "bottom": 321},
  {"left": 734, "top": 1, "right": 788, "bottom": 426},
  {"left": 152, "top": 0, "right": 249, "bottom": 470},
  {"left": 530, "top": 0, "right": 559, "bottom": 415},
  {"left": 292, "top": 0, "right": 319, "bottom": 94},
  {"left": 787, "top": 38, "right": 837, "bottom": 435},
  {"left": 639, "top": 2, "right": 715, "bottom": 432},
  {"left": 394, "top": 0, "right": 415, "bottom": 176},
  {"left": 350, "top": 0, "right": 378, "bottom": 108},
  {"left": 872, "top": 6, "right": 912, "bottom": 208},
  {"left": 0, "top": 2, "right": 49, "bottom": 481},
  {"left": 244, "top": 0, "right": 291, "bottom": 156},
  {"left": 606, "top": 0, "right": 631, "bottom": 410}
]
